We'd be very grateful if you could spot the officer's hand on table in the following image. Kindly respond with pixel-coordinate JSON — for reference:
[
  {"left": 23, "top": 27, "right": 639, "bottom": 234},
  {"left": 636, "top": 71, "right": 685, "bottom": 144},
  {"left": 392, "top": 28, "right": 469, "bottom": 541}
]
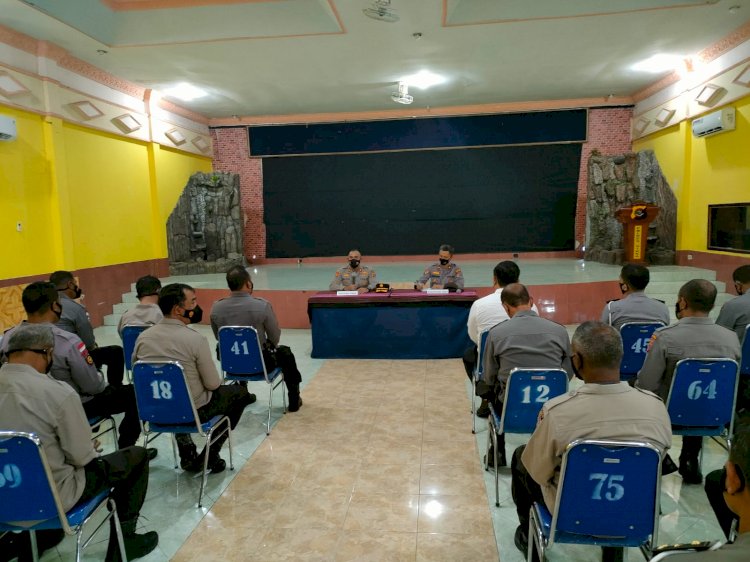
[
  {"left": 415, "top": 283, "right": 424, "bottom": 291},
  {"left": 432, "top": 284, "right": 443, "bottom": 289},
  {"left": 357, "top": 287, "right": 368, "bottom": 294}
]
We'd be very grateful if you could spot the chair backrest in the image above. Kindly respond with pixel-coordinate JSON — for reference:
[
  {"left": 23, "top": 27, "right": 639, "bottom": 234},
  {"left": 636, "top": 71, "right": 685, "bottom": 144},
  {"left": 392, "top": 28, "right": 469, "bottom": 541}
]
[
  {"left": 475, "top": 330, "right": 490, "bottom": 380},
  {"left": 217, "top": 326, "right": 269, "bottom": 380},
  {"left": 666, "top": 358, "right": 739, "bottom": 431},
  {"left": 0, "top": 431, "right": 69, "bottom": 529},
  {"left": 122, "top": 325, "right": 148, "bottom": 371},
  {"left": 619, "top": 322, "right": 665, "bottom": 378},
  {"left": 551, "top": 438, "right": 662, "bottom": 547},
  {"left": 741, "top": 326, "right": 750, "bottom": 376},
  {"left": 500, "top": 368, "right": 568, "bottom": 434},
  {"left": 132, "top": 361, "right": 200, "bottom": 427}
]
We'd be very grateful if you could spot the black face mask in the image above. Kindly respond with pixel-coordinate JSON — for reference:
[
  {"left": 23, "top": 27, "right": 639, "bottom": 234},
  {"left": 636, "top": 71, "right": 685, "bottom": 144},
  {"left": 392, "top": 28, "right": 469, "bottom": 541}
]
[
  {"left": 572, "top": 354, "right": 584, "bottom": 381},
  {"left": 72, "top": 285, "right": 82, "bottom": 299},
  {"left": 45, "top": 354, "right": 54, "bottom": 374},
  {"left": 439, "top": 258, "right": 449, "bottom": 266},
  {"left": 182, "top": 305, "right": 203, "bottom": 324},
  {"left": 52, "top": 304, "right": 62, "bottom": 320},
  {"left": 675, "top": 302, "right": 684, "bottom": 320},
  {"left": 349, "top": 260, "right": 360, "bottom": 269}
]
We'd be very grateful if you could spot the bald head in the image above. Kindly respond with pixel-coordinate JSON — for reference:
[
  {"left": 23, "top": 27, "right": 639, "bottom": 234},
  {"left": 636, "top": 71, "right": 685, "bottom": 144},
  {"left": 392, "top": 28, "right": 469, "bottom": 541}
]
[
  {"left": 501, "top": 283, "right": 533, "bottom": 317},
  {"left": 678, "top": 279, "right": 717, "bottom": 315}
]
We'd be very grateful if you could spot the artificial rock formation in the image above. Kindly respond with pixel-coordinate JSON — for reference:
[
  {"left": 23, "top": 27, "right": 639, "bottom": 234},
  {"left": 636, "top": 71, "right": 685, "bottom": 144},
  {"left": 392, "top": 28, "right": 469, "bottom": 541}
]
[
  {"left": 167, "top": 172, "right": 245, "bottom": 275},
  {"left": 585, "top": 150, "right": 677, "bottom": 265}
]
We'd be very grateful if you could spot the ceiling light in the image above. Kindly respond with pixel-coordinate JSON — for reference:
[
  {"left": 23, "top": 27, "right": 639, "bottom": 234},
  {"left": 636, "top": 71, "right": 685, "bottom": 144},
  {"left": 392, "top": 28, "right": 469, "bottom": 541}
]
[
  {"left": 655, "top": 108, "right": 676, "bottom": 127},
  {"left": 0, "top": 72, "right": 29, "bottom": 96},
  {"left": 192, "top": 136, "right": 210, "bottom": 152},
  {"left": 111, "top": 114, "right": 142, "bottom": 134},
  {"left": 165, "top": 129, "right": 186, "bottom": 145},
  {"left": 163, "top": 83, "right": 208, "bottom": 102},
  {"left": 631, "top": 54, "right": 685, "bottom": 73},
  {"left": 401, "top": 70, "right": 446, "bottom": 90},
  {"left": 633, "top": 117, "right": 650, "bottom": 135},
  {"left": 363, "top": 0, "right": 399, "bottom": 23},
  {"left": 695, "top": 84, "right": 725, "bottom": 106},
  {"left": 733, "top": 64, "right": 750, "bottom": 87},
  {"left": 391, "top": 82, "right": 413, "bottom": 105}
]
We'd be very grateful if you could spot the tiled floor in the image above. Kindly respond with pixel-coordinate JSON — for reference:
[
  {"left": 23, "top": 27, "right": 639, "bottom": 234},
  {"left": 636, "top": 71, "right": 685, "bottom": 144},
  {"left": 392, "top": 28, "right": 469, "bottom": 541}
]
[{"left": 25, "top": 326, "right": 731, "bottom": 561}]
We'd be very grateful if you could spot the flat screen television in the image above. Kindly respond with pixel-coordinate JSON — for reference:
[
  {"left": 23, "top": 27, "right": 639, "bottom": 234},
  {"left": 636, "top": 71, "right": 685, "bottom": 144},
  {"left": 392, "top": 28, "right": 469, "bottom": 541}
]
[{"left": 708, "top": 203, "right": 750, "bottom": 254}]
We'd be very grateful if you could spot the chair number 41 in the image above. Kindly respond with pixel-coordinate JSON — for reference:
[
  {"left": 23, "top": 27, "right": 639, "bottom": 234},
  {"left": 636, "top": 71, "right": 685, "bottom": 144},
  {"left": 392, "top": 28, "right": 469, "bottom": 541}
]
[
  {"left": 589, "top": 473, "right": 625, "bottom": 501},
  {"left": 231, "top": 341, "right": 250, "bottom": 355},
  {"left": 150, "top": 380, "right": 173, "bottom": 400}
]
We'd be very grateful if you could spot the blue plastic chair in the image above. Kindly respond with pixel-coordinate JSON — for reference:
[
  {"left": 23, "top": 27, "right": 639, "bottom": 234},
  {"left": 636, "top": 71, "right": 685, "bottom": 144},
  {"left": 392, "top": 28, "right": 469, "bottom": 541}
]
[
  {"left": 121, "top": 324, "right": 148, "bottom": 382},
  {"left": 472, "top": 330, "right": 490, "bottom": 434},
  {"left": 529, "top": 438, "right": 662, "bottom": 562},
  {"left": 619, "top": 322, "right": 664, "bottom": 381},
  {"left": 0, "top": 431, "right": 126, "bottom": 562},
  {"left": 131, "top": 361, "right": 234, "bottom": 508},
  {"left": 486, "top": 368, "right": 568, "bottom": 506},
  {"left": 666, "top": 358, "right": 740, "bottom": 463},
  {"left": 217, "top": 326, "right": 286, "bottom": 435}
]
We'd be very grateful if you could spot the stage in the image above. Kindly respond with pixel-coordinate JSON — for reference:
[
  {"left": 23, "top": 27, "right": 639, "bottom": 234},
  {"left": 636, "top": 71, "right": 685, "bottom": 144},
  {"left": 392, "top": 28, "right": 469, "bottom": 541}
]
[{"left": 107, "top": 258, "right": 730, "bottom": 329}]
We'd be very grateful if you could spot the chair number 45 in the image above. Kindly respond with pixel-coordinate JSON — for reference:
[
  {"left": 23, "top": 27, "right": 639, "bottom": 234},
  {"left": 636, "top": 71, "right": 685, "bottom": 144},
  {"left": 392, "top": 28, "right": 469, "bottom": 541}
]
[
  {"left": 589, "top": 473, "right": 625, "bottom": 501},
  {"left": 631, "top": 338, "right": 649, "bottom": 354}
]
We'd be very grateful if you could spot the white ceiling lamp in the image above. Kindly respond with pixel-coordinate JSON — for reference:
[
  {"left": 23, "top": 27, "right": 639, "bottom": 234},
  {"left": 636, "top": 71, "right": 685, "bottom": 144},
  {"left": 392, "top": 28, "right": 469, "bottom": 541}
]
[
  {"left": 401, "top": 70, "right": 446, "bottom": 90},
  {"left": 0, "top": 71, "right": 29, "bottom": 97},
  {"left": 363, "top": 0, "right": 399, "bottom": 23},
  {"left": 391, "top": 81, "right": 413, "bottom": 105},
  {"left": 631, "top": 54, "right": 685, "bottom": 73},
  {"left": 654, "top": 108, "right": 676, "bottom": 127},
  {"left": 192, "top": 136, "right": 210, "bottom": 152},
  {"left": 163, "top": 83, "right": 208, "bottom": 102},
  {"left": 69, "top": 101, "right": 103, "bottom": 120},
  {"left": 165, "top": 128, "right": 187, "bottom": 145},
  {"left": 695, "top": 83, "right": 726, "bottom": 106},
  {"left": 111, "top": 114, "right": 142, "bottom": 134}
]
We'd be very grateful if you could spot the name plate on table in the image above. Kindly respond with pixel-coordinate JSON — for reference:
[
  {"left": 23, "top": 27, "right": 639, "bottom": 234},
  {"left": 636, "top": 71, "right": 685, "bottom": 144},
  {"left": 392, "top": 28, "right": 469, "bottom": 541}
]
[
  {"left": 336, "top": 291, "right": 359, "bottom": 296},
  {"left": 424, "top": 289, "right": 449, "bottom": 294}
]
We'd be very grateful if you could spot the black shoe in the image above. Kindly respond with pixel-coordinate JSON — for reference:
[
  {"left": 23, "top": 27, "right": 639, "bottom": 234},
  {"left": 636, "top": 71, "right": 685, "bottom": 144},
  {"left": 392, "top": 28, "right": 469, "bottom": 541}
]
[
  {"left": 182, "top": 451, "right": 226, "bottom": 474},
  {"left": 679, "top": 457, "right": 703, "bottom": 485},
  {"left": 106, "top": 531, "right": 159, "bottom": 562},
  {"left": 484, "top": 446, "right": 507, "bottom": 469},
  {"left": 245, "top": 392, "right": 257, "bottom": 406},
  {"left": 179, "top": 449, "right": 199, "bottom": 471},
  {"left": 207, "top": 456, "right": 226, "bottom": 474},
  {"left": 476, "top": 399, "right": 490, "bottom": 418},
  {"left": 514, "top": 525, "right": 529, "bottom": 555},
  {"left": 146, "top": 448, "right": 158, "bottom": 461},
  {"left": 661, "top": 454, "right": 678, "bottom": 476},
  {"left": 288, "top": 396, "right": 303, "bottom": 412}
]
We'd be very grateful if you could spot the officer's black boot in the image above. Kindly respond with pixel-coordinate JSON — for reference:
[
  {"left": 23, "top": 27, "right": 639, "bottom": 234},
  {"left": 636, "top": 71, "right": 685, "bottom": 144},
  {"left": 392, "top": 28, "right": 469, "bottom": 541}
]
[
  {"left": 175, "top": 434, "right": 199, "bottom": 471},
  {"left": 104, "top": 518, "right": 158, "bottom": 562}
]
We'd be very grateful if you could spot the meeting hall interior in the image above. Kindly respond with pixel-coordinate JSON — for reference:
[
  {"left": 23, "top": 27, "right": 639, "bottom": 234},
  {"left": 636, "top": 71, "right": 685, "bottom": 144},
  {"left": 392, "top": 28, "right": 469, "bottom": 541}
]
[{"left": 2, "top": 1, "right": 750, "bottom": 561}]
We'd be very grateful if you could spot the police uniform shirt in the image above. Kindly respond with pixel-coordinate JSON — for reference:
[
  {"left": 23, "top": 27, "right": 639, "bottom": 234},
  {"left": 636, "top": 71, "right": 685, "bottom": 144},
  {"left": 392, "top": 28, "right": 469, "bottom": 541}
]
[
  {"left": 673, "top": 533, "right": 750, "bottom": 561},
  {"left": 329, "top": 265, "right": 377, "bottom": 291},
  {"left": 210, "top": 292, "right": 281, "bottom": 347},
  {"left": 521, "top": 382, "right": 672, "bottom": 512},
  {"left": 416, "top": 262, "right": 464, "bottom": 290},
  {"left": 716, "top": 292, "right": 750, "bottom": 343},
  {"left": 600, "top": 292, "right": 671, "bottom": 331},
  {"left": 57, "top": 293, "right": 97, "bottom": 350},
  {"left": 637, "top": 317, "right": 742, "bottom": 401},
  {"left": 117, "top": 303, "right": 164, "bottom": 338},
  {"left": 482, "top": 309, "right": 573, "bottom": 390},
  {"left": 1, "top": 322, "right": 105, "bottom": 402},
  {"left": 133, "top": 318, "right": 222, "bottom": 409},
  {"left": 0, "top": 362, "right": 97, "bottom": 511}
]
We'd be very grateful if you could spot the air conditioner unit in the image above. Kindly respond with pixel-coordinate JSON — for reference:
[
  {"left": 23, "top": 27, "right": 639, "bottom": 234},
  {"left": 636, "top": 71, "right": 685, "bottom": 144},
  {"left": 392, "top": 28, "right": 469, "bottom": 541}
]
[
  {"left": 691, "top": 107, "right": 735, "bottom": 138},
  {"left": 0, "top": 114, "right": 17, "bottom": 141}
]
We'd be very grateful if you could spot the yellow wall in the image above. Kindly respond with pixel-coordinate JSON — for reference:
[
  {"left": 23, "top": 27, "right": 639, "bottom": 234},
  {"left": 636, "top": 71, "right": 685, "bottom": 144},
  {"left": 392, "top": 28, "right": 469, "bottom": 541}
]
[
  {"left": 633, "top": 95, "right": 750, "bottom": 255},
  {"left": 0, "top": 105, "right": 213, "bottom": 280}
]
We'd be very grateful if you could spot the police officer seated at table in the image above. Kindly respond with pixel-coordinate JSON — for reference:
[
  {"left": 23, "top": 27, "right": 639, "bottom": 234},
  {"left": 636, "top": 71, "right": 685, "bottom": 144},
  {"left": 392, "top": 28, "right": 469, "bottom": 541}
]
[
  {"left": 415, "top": 244, "right": 464, "bottom": 292},
  {"left": 600, "top": 263, "right": 670, "bottom": 330},
  {"left": 329, "top": 249, "right": 377, "bottom": 294},
  {"left": 636, "top": 279, "right": 741, "bottom": 485}
]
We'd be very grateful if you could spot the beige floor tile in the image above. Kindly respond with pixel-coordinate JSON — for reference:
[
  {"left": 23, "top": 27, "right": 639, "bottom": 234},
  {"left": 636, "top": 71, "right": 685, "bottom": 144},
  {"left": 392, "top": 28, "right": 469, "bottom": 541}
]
[
  {"left": 272, "top": 490, "right": 352, "bottom": 529},
  {"left": 247, "top": 528, "right": 341, "bottom": 561},
  {"left": 335, "top": 531, "right": 417, "bottom": 562},
  {"left": 419, "top": 464, "right": 488, "bottom": 497},
  {"left": 417, "top": 495, "right": 494, "bottom": 535},
  {"left": 363, "top": 438, "right": 423, "bottom": 465},
  {"left": 421, "top": 440, "right": 479, "bottom": 467},
  {"left": 416, "top": 532, "right": 498, "bottom": 562},
  {"left": 343, "top": 493, "right": 420, "bottom": 532},
  {"left": 354, "top": 463, "right": 421, "bottom": 495},
  {"left": 291, "top": 457, "right": 361, "bottom": 493}
]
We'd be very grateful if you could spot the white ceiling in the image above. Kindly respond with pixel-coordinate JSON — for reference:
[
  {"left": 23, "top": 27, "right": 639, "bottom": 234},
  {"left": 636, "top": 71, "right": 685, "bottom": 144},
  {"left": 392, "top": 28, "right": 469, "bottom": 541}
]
[{"left": 1, "top": 0, "right": 749, "bottom": 119}]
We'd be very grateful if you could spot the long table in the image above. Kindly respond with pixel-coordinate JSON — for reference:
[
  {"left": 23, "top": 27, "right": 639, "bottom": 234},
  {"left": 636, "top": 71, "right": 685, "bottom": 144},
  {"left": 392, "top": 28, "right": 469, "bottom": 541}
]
[{"left": 308, "top": 290, "right": 477, "bottom": 359}]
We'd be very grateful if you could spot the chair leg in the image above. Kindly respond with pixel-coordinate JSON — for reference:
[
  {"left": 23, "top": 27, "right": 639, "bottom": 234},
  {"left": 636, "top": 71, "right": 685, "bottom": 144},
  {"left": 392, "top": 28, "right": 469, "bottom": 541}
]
[
  {"left": 282, "top": 377, "right": 287, "bottom": 413},
  {"left": 472, "top": 376, "right": 477, "bottom": 434},
  {"left": 29, "top": 530, "right": 39, "bottom": 562},
  {"left": 227, "top": 423, "right": 234, "bottom": 472},
  {"left": 198, "top": 430, "right": 212, "bottom": 508},
  {"left": 266, "top": 382, "right": 273, "bottom": 435},
  {"left": 110, "top": 500, "right": 128, "bottom": 562},
  {"left": 170, "top": 434, "right": 178, "bottom": 469},
  {"left": 494, "top": 427, "right": 500, "bottom": 507}
]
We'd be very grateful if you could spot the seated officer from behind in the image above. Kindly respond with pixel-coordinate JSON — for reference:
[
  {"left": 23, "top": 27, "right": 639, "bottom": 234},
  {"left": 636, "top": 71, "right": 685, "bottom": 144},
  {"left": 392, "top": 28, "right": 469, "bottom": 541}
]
[
  {"left": 133, "top": 283, "right": 254, "bottom": 473},
  {"left": 481, "top": 283, "right": 573, "bottom": 467},
  {"left": 329, "top": 249, "right": 377, "bottom": 294},
  {"left": 211, "top": 266, "right": 304, "bottom": 411},
  {"left": 0, "top": 324, "right": 158, "bottom": 561},
  {"left": 50, "top": 270, "right": 125, "bottom": 387},
  {"left": 0, "top": 282, "right": 150, "bottom": 455},
  {"left": 717, "top": 265, "right": 750, "bottom": 344},
  {"left": 510, "top": 321, "right": 672, "bottom": 556},
  {"left": 601, "top": 263, "right": 670, "bottom": 330},
  {"left": 686, "top": 425, "right": 750, "bottom": 559},
  {"left": 415, "top": 244, "right": 464, "bottom": 291},
  {"left": 637, "top": 279, "right": 741, "bottom": 485},
  {"left": 117, "top": 275, "right": 163, "bottom": 338}
]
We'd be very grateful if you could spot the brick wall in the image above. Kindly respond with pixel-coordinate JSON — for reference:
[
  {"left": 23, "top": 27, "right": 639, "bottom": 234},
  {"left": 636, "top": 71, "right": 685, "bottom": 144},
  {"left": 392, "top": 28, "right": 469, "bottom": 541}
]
[
  {"left": 576, "top": 108, "right": 634, "bottom": 248},
  {"left": 211, "top": 127, "right": 265, "bottom": 260},
  {"left": 211, "top": 108, "right": 634, "bottom": 260}
]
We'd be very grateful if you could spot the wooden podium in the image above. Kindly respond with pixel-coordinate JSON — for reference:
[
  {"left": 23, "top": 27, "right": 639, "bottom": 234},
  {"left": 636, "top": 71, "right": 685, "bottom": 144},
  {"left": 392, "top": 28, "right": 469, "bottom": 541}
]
[{"left": 615, "top": 203, "right": 660, "bottom": 264}]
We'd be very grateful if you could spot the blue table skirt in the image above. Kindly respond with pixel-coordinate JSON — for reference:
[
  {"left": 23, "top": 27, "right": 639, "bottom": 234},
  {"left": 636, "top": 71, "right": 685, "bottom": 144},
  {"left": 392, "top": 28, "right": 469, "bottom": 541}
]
[{"left": 310, "top": 301, "right": 473, "bottom": 359}]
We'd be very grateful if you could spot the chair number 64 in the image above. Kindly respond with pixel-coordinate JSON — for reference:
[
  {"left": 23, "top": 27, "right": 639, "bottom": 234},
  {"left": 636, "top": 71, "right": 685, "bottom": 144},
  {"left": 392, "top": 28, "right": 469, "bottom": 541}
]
[{"left": 589, "top": 473, "right": 625, "bottom": 501}]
